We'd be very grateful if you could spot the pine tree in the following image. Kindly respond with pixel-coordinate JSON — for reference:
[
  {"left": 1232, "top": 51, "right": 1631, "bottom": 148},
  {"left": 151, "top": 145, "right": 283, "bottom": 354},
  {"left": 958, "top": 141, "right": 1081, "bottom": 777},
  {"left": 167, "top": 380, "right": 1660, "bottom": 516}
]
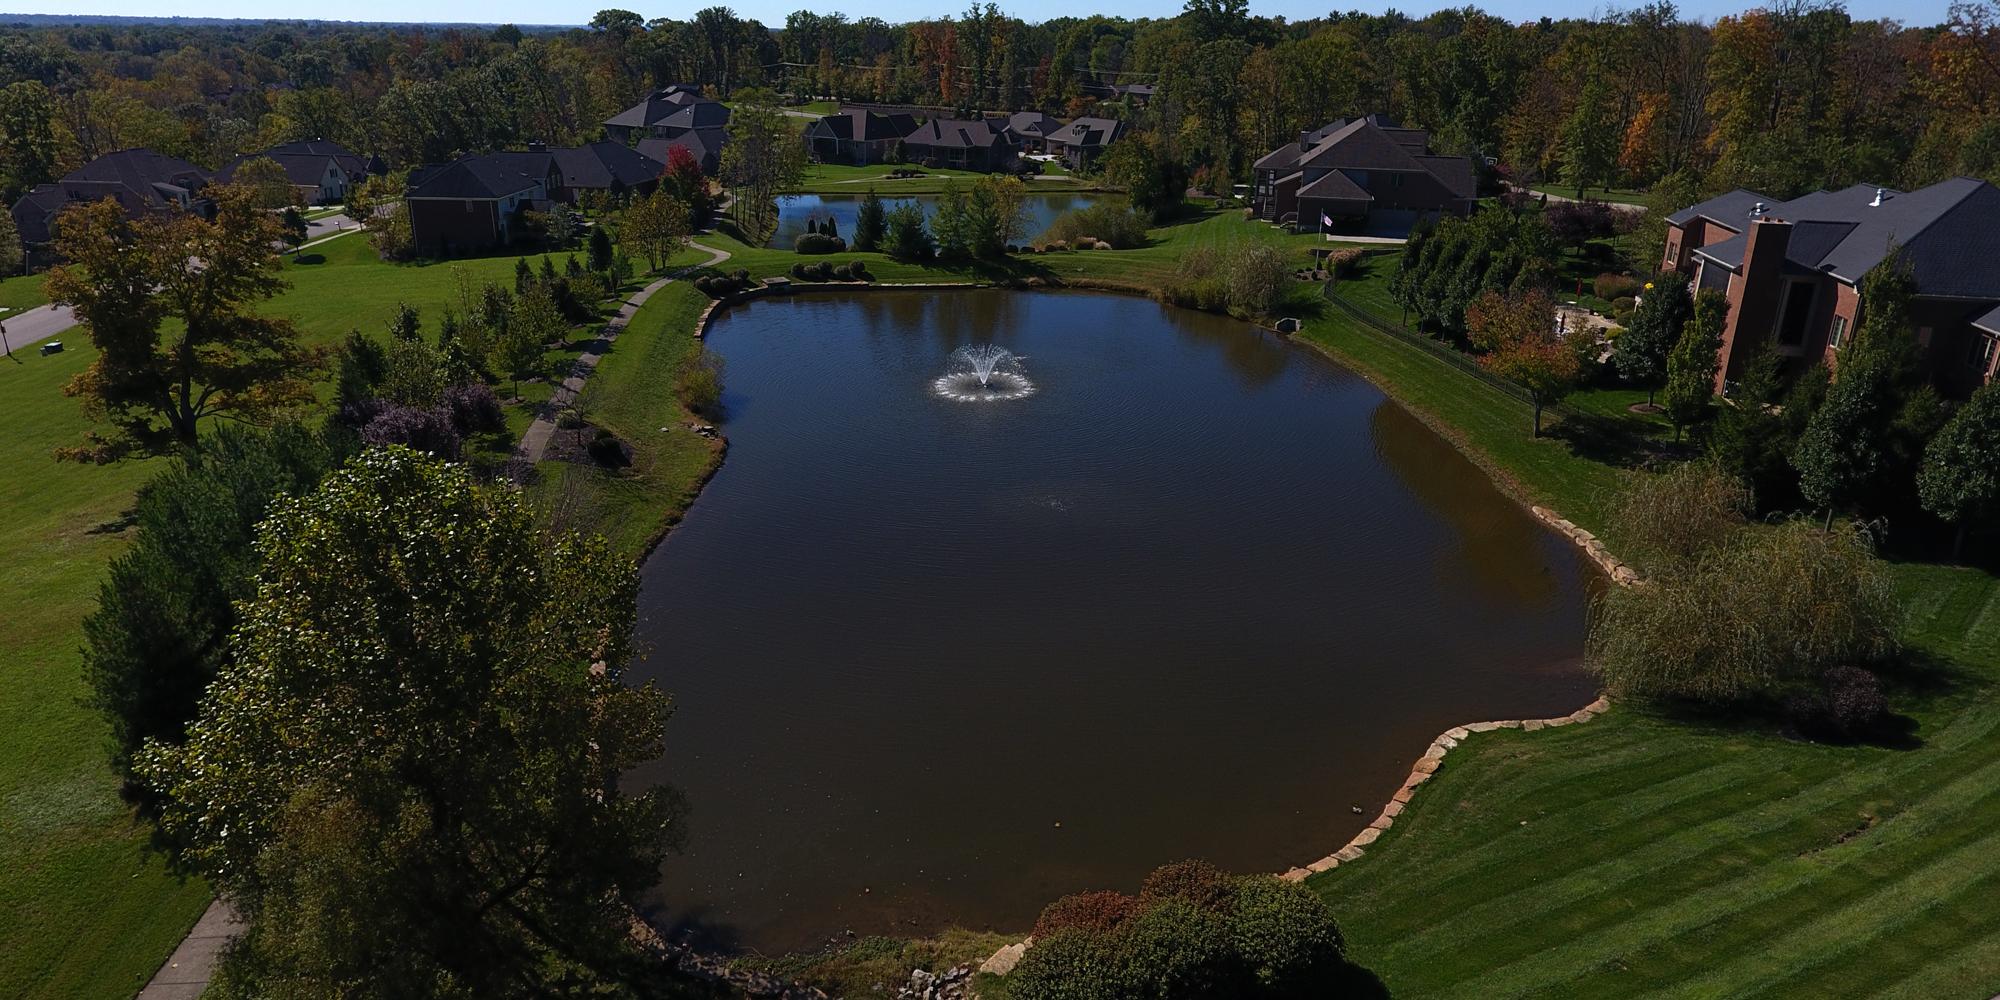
[
  {"left": 854, "top": 190, "right": 888, "bottom": 252},
  {"left": 1615, "top": 271, "right": 1693, "bottom": 405}
]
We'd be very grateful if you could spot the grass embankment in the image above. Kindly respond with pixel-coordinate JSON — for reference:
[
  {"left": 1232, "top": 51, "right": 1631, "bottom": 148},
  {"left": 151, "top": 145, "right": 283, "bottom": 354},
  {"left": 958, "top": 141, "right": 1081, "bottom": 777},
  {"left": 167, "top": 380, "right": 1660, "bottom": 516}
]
[
  {"left": 1529, "top": 183, "right": 1649, "bottom": 204},
  {"left": 0, "top": 271, "right": 49, "bottom": 313},
  {"left": 1296, "top": 250, "right": 2000, "bottom": 998},
  {"left": 789, "top": 161, "right": 1110, "bottom": 195},
  {"left": 0, "top": 231, "right": 679, "bottom": 999}
]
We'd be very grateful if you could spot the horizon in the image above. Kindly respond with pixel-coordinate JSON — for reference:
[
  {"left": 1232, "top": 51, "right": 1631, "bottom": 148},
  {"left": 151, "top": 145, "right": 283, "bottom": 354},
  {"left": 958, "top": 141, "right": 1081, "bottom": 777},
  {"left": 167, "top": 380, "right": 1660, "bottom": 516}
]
[{"left": 0, "top": 0, "right": 1954, "bottom": 30}]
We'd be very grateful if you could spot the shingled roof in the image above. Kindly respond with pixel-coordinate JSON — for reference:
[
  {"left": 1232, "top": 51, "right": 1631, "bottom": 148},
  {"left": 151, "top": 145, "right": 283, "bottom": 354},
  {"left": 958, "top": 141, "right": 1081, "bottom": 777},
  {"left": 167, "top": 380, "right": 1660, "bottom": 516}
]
[
  {"left": 64, "top": 148, "right": 211, "bottom": 211},
  {"left": 605, "top": 85, "right": 730, "bottom": 133},
  {"left": 1048, "top": 116, "right": 1124, "bottom": 149},
  {"left": 1665, "top": 188, "right": 1769, "bottom": 229},
  {"left": 406, "top": 151, "right": 555, "bottom": 200},
  {"left": 549, "top": 141, "right": 665, "bottom": 192},
  {"left": 904, "top": 118, "right": 1011, "bottom": 149},
  {"left": 1688, "top": 177, "right": 2000, "bottom": 297}
]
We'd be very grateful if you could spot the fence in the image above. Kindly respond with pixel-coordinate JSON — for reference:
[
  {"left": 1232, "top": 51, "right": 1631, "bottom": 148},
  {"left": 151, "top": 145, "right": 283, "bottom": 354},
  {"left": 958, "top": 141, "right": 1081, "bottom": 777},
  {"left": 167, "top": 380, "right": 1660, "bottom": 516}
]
[{"left": 1318, "top": 276, "right": 1581, "bottom": 423}]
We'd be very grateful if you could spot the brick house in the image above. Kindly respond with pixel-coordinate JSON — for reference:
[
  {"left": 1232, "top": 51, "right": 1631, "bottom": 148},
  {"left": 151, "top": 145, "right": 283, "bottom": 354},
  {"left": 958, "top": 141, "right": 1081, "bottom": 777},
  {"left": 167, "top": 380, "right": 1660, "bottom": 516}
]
[
  {"left": 1666, "top": 177, "right": 2000, "bottom": 397},
  {"left": 1251, "top": 116, "right": 1476, "bottom": 236},
  {"left": 405, "top": 151, "right": 562, "bottom": 256}
]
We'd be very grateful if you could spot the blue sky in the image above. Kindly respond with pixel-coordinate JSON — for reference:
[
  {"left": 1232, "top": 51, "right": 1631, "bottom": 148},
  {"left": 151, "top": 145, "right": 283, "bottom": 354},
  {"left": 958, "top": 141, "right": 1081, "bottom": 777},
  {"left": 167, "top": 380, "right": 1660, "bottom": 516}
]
[{"left": 32, "top": 0, "right": 1951, "bottom": 29}]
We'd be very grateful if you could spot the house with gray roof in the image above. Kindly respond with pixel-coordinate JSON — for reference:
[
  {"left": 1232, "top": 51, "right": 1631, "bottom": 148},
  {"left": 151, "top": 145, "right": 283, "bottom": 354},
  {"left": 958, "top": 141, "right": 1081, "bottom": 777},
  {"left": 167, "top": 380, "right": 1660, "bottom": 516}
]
[
  {"left": 900, "top": 118, "right": 1018, "bottom": 172},
  {"left": 637, "top": 131, "right": 726, "bottom": 176},
  {"left": 604, "top": 85, "right": 731, "bottom": 144},
  {"left": 216, "top": 139, "right": 379, "bottom": 204},
  {"left": 806, "top": 108, "right": 919, "bottom": 166},
  {"left": 9, "top": 148, "right": 214, "bottom": 270},
  {"left": 405, "top": 150, "right": 562, "bottom": 256},
  {"left": 547, "top": 141, "right": 666, "bottom": 203},
  {"left": 1046, "top": 116, "right": 1125, "bottom": 171},
  {"left": 1002, "top": 111, "right": 1062, "bottom": 155},
  {"left": 1668, "top": 177, "right": 2000, "bottom": 396},
  {"left": 1251, "top": 117, "right": 1476, "bottom": 236}
]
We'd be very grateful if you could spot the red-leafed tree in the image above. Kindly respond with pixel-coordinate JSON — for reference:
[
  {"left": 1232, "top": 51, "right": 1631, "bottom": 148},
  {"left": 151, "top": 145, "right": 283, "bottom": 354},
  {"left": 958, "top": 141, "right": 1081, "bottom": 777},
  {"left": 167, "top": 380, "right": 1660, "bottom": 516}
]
[
  {"left": 662, "top": 145, "right": 713, "bottom": 228},
  {"left": 1467, "top": 288, "right": 1593, "bottom": 437}
]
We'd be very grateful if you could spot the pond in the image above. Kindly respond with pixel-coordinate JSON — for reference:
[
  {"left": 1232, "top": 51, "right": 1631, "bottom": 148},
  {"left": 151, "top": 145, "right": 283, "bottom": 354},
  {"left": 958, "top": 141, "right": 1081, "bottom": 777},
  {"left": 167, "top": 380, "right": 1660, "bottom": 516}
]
[
  {"left": 768, "top": 192, "right": 1104, "bottom": 250},
  {"left": 627, "top": 290, "right": 1597, "bottom": 954}
]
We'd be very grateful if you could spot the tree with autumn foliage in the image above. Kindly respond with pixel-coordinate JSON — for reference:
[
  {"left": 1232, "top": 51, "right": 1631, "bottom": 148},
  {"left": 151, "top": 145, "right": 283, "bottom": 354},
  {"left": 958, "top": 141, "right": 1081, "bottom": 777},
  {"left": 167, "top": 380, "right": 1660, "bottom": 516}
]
[
  {"left": 46, "top": 186, "right": 323, "bottom": 462},
  {"left": 1467, "top": 288, "right": 1593, "bottom": 437},
  {"left": 661, "top": 144, "right": 713, "bottom": 228}
]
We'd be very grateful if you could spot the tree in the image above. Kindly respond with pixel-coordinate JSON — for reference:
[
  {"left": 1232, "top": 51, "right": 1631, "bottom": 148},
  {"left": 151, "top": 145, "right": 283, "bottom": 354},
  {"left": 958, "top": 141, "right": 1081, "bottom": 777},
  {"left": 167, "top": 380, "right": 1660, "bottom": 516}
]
[
  {"left": 82, "top": 424, "right": 341, "bottom": 795},
  {"left": 622, "top": 189, "right": 690, "bottom": 272},
  {"left": 931, "top": 180, "right": 972, "bottom": 259},
  {"left": 0, "top": 81, "right": 58, "bottom": 202},
  {"left": 1102, "top": 132, "right": 1186, "bottom": 222},
  {"left": 853, "top": 189, "right": 888, "bottom": 252},
  {"left": 1919, "top": 382, "right": 2000, "bottom": 559},
  {"left": 1558, "top": 76, "right": 1618, "bottom": 198},
  {"left": 137, "top": 448, "right": 681, "bottom": 997},
  {"left": 0, "top": 207, "right": 21, "bottom": 276},
  {"left": 588, "top": 226, "right": 615, "bottom": 273},
  {"left": 661, "top": 144, "right": 714, "bottom": 227},
  {"left": 1793, "top": 356, "right": 1899, "bottom": 528},
  {"left": 229, "top": 157, "right": 301, "bottom": 210},
  {"left": 885, "top": 200, "right": 935, "bottom": 260},
  {"left": 1663, "top": 288, "right": 1726, "bottom": 440},
  {"left": 497, "top": 285, "right": 563, "bottom": 396},
  {"left": 720, "top": 88, "right": 807, "bottom": 242},
  {"left": 969, "top": 175, "right": 1027, "bottom": 256},
  {"left": 1467, "top": 288, "right": 1589, "bottom": 436},
  {"left": 1614, "top": 271, "right": 1694, "bottom": 404},
  {"left": 278, "top": 206, "right": 309, "bottom": 250},
  {"left": 46, "top": 186, "right": 323, "bottom": 462}
]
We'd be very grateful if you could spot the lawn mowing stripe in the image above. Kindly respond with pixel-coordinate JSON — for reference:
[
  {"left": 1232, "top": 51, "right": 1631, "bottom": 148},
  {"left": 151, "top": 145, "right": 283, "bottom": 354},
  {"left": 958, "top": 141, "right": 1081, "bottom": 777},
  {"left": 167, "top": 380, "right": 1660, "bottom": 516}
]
[
  {"left": 1777, "top": 864, "right": 2000, "bottom": 999},
  {"left": 1874, "top": 909, "right": 2000, "bottom": 1000},
  {"left": 1673, "top": 825, "right": 2000, "bottom": 997},
  {"left": 1340, "top": 746, "right": 1833, "bottom": 948},
  {"left": 1442, "top": 741, "right": 2000, "bottom": 999}
]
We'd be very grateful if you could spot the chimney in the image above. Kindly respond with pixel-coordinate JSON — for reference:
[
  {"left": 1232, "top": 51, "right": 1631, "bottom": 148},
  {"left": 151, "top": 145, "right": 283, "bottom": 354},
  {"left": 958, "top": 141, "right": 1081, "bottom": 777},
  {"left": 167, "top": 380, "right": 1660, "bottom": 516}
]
[{"left": 1716, "top": 216, "right": 1795, "bottom": 392}]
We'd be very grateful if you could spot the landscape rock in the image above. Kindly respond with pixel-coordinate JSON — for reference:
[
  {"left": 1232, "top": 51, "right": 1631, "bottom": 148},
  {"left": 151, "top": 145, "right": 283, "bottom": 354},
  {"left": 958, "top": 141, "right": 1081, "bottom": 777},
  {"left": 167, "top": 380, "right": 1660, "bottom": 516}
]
[{"left": 979, "top": 941, "right": 1029, "bottom": 976}]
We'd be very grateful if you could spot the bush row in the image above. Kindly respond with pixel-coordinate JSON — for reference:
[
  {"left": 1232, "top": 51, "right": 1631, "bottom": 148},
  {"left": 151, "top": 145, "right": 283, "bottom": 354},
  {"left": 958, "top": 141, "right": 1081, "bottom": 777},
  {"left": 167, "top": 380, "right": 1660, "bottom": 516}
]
[{"left": 789, "top": 260, "right": 874, "bottom": 282}]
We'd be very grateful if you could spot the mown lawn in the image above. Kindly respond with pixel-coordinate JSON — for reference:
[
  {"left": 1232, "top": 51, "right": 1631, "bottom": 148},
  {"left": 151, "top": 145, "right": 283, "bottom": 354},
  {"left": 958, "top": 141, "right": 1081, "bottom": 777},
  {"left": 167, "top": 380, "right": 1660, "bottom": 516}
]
[
  {"left": 1530, "top": 182, "right": 1650, "bottom": 204},
  {"left": 0, "top": 270, "right": 49, "bottom": 313},
  {"left": 790, "top": 161, "right": 1109, "bottom": 195},
  {"left": 1293, "top": 248, "right": 2000, "bottom": 998}
]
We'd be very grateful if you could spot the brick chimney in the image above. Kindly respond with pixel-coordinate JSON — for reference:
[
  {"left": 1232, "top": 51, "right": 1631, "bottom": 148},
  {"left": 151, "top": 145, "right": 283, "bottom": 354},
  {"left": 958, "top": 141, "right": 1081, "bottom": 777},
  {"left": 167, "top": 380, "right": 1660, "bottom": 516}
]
[{"left": 1715, "top": 217, "right": 1794, "bottom": 391}]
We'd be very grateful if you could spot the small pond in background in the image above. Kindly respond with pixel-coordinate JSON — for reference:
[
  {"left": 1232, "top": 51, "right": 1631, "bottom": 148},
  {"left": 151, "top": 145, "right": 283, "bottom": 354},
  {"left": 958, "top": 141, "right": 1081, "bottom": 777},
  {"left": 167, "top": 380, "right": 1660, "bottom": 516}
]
[
  {"left": 767, "top": 192, "right": 1105, "bottom": 249},
  {"left": 627, "top": 290, "right": 1597, "bottom": 954}
]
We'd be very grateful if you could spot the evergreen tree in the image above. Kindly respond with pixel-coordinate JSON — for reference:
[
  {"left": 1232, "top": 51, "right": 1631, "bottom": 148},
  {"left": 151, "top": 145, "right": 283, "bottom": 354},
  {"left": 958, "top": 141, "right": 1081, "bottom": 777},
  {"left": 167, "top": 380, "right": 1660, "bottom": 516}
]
[
  {"left": 1794, "top": 356, "right": 1899, "bottom": 528},
  {"left": 587, "top": 227, "right": 614, "bottom": 273},
  {"left": 1919, "top": 383, "right": 2000, "bottom": 559},
  {"left": 1615, "top": 271, "right": 1694, "bottom": 404},
  {"left": 885, "top": 201, "right": 935, "bottom": 260},
  {"left": 1663, "top": 289, "right": 1726, "bottom": 441},
  {"left": 854, "top": 190, "right": 888, "bottom": 252},
  {"left": 931, "top": 180, "right": 973, "bottom": 259}
]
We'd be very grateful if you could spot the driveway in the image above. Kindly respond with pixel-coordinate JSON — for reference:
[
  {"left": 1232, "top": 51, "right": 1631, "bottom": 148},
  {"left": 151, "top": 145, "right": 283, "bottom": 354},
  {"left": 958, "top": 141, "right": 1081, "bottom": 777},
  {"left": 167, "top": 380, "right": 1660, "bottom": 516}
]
[
  {"left": 303, "top": 213, "right": 355, "bottom": 241},
  {"left": 0, "top": 302, "right": 77, "bottom": 354}
]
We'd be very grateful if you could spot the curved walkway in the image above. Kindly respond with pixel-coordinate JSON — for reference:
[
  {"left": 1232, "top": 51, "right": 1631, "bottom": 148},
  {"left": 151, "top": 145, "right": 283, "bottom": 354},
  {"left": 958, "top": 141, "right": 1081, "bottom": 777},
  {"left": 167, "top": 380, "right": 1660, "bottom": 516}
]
[
  {"left": 135, "top": 240, "right": 732, "bottom": 1000},
  {"left": 512, "top": 240, "right": 731, "bottom": 470}
]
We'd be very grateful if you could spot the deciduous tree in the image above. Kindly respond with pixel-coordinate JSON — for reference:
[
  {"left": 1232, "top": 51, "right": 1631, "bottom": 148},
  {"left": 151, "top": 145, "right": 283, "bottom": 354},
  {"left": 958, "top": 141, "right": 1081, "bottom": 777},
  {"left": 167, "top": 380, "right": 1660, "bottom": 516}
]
[
  {"left": 1919, "top": 382, "right": 2000, "bottom": 559},
  {"left": 46, "top": 186, "right": 323, "bottom": 462},
  {"left": 1467, "top": 288, "right": 1588, "bottom": 436},
  {"left": 621, "top": 188, "right": 690, "bottom": 272},
  {"left": 720, "top": 88, "right": 807, "bottom": 241},
  {"left": 1664, "top": 288, "right": 1726, "bottom": 440},
  {"left": 138, "top": 448, "right": 682, "bottom": 997}
]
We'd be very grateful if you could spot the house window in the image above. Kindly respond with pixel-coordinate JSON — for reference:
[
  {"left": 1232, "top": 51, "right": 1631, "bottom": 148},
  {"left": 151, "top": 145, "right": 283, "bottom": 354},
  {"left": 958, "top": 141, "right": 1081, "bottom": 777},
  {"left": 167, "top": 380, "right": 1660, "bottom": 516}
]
[
  {"left": 465, "top": 200, "right": 476, "bottom": 212},
  {"left": 1775, "top": 280, "right": 1816, "bottom": 347},
  {"left": 1971, "top": 331, "right": 1997, "bottom": 371},
  {"left": 1828, "top": 314, "right": 1848, "bottom": 350}
]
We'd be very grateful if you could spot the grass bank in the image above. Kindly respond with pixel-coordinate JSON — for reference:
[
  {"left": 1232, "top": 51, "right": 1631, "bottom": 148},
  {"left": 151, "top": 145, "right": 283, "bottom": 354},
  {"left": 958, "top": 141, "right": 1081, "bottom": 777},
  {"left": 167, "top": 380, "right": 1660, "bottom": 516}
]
[{"left": 787, "top": 161, "right": 1111, "bottom": 195}]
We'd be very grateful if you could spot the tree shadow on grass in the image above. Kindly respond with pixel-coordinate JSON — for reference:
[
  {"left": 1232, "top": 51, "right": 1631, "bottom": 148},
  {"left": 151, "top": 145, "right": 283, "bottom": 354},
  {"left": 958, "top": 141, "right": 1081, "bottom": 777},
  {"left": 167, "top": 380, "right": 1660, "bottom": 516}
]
[{"left": 1546, "top": 409, "right": 1670, "bottom": 470}]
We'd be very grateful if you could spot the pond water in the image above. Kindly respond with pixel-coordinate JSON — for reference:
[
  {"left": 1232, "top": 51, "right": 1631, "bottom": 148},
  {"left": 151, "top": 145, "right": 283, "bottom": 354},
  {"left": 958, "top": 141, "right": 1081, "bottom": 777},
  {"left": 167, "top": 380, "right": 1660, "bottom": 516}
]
[
  {"left": 768, "top": 192, "right": 1104, "bottom": 249},
  {"left": 627, "top": 290, "right": 1597, "bottom": 954}
]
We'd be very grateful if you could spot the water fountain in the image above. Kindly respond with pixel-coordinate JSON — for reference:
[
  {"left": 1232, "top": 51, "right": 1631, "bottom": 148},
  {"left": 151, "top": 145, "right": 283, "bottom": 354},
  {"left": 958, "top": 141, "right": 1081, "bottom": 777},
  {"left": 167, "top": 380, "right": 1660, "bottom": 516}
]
[{"left": 932, "top": 345, "right": 1036, "bottom": 402}]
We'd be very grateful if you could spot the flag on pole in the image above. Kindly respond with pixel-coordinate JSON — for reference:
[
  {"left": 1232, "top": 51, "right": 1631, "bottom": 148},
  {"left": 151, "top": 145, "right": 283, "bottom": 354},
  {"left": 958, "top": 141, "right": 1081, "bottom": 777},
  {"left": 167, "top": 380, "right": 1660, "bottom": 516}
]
[{"left": 1321, "top": 212, "right": 1334, "bottom": 229}]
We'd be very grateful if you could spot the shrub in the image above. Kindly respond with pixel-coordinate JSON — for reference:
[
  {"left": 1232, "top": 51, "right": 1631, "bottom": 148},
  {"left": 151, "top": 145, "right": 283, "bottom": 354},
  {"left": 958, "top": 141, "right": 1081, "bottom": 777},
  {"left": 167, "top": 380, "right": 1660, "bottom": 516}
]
[
  {"left": 1117, "top": 900, "right": 1235, "bottom": 997},
  {"left": 848, "top": 260, "right": 871, "bottom": 281},
  {"left": 1041, "top": 204, "right": 1149, "bottom": 249},
  {"left": 1229, "top": 876, "right": 1349, "bottom": 993},
  {"left": 361, "top": 403, "right": 462, "bottom": 460},
  {"left": 832, "top": 263, "right": 852, "bottom": 280},
  {"left": 1006, "top": 930, "right": 1127, "bottom": 1000},
  {"left": 1325, "top": 247, "right": 1365, "bottom": 277},
  {"left": 678, "top": 350, "right": 725, "bottom": 414},
  {"left": 1140, "top": 859, "right": 1235, "bottom": 911},
  {"left": 1225, "top": 243, "right": 1291, "bottom": 317},
  {"left": 441, "top": 383, "right": 504, "bottom": 435},
  {"left": 1594, "top": 272, "right": 1641, "bottom": 300},
  {"left": 584, "top": 427, "right": 627, "bottom": 467},
  {"left": 1608, "top": 461, "right": 1752, "bottom": 570},
  {"left": 1611, "top": 295, "right": 1637, "bottom": 321},
  {"left": 791, "top": 262, "right": 810, "bottom": 279},
  {"left": 1590, "top": 521, "right": 1901, "bottom": 706},
  {"left": 795, "top": 231, "right": 846, "bottom": 254},
  {"left": 731, "top": 268, "right": 750, "bottom": 282},
  {"left": 1032, "top": 889, "right": 1141, "bottom": 939},
  {"left": 1821, "top": 665, "right": 1890, "bottom": 736}
]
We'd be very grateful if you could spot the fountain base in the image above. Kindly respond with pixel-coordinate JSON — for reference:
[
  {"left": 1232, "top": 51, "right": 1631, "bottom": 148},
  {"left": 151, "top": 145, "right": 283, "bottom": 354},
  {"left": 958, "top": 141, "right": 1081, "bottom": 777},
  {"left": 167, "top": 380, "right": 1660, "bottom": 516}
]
[{"left": 932, "top": 371, "right": 1036, "bottom": 402}]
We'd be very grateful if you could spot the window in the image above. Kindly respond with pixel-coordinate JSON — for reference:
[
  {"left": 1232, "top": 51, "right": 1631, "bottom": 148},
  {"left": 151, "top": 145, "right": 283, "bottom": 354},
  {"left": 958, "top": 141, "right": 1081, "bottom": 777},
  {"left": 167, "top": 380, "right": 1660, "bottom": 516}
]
[
  {"left": 1828, "top": 314, "right": 1849, "bottom": 349},
  {"left": 1775, "top": 280, "right": 1816, "bottom": 347},
  {"left": 1972, "top": 332, "right": 1997, "bottom": 371}
]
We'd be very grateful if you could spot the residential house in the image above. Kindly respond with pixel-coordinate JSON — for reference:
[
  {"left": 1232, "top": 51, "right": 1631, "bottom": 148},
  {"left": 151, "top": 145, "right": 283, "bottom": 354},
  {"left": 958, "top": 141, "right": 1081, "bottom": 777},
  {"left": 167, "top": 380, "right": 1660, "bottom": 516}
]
[
  {"left": 1002, "top": 111, "right": 1061, "bottom": 155},
  {"left": 637, "top": 130, "right": 726, "bottom": 176},
  {"left": 806, "top": 108, "right": 918, "bottom": 165},
  {"left": 1251, "top": 116, "right": 1476, "bottom": 236},
  {"left": 405, "top": 151, "right": 562, "bottom": 256},
  {"left": 216, "top": 139, "right": 378, "bottom": 204},
  {"left": 1046, "top": 116, "right": 1125, "bottom": 171},
  {"left": 1667, "top": 177, "right": 2000, "bottom": 397},
  {"left": 899, "top": 118, "right": 1018, "bottom": 172},
  {"left": 10, "top": 148, "right": 214, "bottom": 270},
  {"left": 603, "top": 84, "right": 730, "bottom": 143},
  {"left": 546, "top": 140, "right": 666, "bottom": 203}
]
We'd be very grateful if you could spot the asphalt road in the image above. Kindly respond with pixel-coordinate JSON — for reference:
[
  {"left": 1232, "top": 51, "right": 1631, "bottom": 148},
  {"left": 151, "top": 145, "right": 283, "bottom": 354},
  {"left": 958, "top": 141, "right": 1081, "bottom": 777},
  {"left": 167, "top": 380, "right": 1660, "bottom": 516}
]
[{"left": 0, "top": 302, "right": 77, "bottom": 355}]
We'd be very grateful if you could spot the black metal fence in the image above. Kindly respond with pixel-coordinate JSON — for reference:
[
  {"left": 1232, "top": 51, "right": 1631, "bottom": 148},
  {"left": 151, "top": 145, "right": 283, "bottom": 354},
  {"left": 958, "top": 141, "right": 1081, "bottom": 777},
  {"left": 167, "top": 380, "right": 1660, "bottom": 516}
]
[{"left": 1317, "top": 277, "right": 1581, "bottom": 422}]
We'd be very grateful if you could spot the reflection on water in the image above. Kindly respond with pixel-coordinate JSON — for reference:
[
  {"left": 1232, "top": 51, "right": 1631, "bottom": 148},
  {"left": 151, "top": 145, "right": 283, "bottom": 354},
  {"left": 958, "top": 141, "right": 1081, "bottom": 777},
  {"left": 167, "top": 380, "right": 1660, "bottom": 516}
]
[
  {"left": 628, "top": 290, "right": 1596, "bottom": 954},
  {"left": 769, "top": 192, "right": 1106, "bottom": 249}
]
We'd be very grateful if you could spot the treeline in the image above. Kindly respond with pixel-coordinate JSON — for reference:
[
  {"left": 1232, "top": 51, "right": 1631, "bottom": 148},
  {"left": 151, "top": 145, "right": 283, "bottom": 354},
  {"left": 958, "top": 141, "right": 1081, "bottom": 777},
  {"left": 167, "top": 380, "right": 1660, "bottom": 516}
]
[{"left": 8, "top": 0, "right": 2000, "bottom": 203}]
